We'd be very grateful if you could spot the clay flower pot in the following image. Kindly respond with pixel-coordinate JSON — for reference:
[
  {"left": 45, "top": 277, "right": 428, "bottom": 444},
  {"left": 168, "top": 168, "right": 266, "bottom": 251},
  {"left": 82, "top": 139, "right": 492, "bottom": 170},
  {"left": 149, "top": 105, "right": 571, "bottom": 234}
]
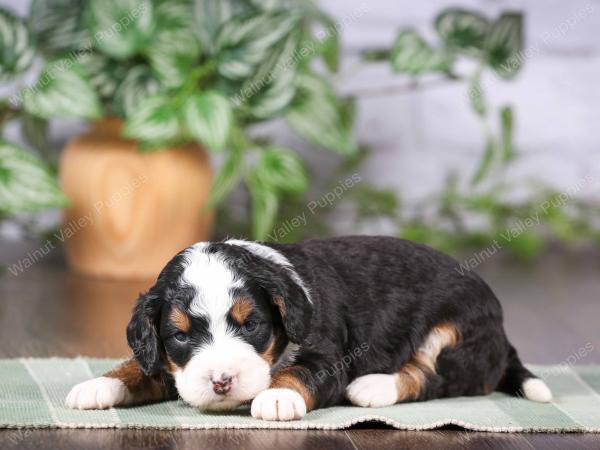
[{"left": 59, "top": 119, "right": 213, "bottom": 280}]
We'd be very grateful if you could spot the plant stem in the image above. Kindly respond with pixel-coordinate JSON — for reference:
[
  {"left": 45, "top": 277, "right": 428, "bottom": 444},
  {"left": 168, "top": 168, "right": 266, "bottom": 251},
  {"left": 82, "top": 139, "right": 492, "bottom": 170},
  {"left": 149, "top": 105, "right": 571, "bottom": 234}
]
[
  {"left": 0, "top": 103, "right": 21, "bottom": 127},
  {"left": 347, "top": 75, "right": 459, "bottom": 98},
  {"left": 361, "top": 48, "right": 390, "bottom": 61},
  {"left": 174, "top": 59, "right": 218, "bottom": 104}
]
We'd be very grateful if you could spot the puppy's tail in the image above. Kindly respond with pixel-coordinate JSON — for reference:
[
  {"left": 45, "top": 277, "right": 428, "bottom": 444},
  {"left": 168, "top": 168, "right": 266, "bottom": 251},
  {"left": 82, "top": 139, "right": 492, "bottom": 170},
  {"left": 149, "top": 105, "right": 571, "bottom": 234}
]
[{"left": 497, "top": 344, "right": 552, "bottom": 403}]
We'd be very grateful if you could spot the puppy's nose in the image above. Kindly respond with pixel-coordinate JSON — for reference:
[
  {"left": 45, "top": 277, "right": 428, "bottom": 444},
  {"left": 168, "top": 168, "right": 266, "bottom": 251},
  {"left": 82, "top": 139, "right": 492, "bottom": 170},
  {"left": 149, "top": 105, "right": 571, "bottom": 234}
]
[{"left": 211, "top": 372, "right": 233, "bottom": 395}]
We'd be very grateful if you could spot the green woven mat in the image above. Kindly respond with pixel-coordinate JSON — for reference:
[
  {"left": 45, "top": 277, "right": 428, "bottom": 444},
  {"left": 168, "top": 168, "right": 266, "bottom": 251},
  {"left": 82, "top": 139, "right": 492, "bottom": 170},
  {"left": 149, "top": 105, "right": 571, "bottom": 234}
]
[{"left": 1, "top": 359, "right": 600, "bottom": 433}]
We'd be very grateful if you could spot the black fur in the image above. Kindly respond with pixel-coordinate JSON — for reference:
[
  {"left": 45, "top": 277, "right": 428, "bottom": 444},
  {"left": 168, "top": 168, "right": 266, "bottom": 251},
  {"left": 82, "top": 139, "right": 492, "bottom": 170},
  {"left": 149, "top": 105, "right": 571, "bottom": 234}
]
[
  {"left": 265, "top": 236, "right": 534, "bottom": 408},
  {"left": 126, "top": 235, "right": 537, "bottom": 410}
]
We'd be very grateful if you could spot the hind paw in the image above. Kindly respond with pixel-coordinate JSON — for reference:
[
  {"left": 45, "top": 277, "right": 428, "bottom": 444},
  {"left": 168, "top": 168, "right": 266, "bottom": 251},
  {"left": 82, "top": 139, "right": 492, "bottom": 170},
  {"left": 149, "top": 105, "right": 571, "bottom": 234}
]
[{"left": 346, "top": 374, "right": 398, "bottom": 408}]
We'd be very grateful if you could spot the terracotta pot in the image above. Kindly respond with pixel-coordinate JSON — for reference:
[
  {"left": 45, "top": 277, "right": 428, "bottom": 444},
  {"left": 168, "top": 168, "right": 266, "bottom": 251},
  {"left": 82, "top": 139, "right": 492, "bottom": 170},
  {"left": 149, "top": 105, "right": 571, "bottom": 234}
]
[{"left": 59, "top": 118, "right": 213, "bottom": 280}]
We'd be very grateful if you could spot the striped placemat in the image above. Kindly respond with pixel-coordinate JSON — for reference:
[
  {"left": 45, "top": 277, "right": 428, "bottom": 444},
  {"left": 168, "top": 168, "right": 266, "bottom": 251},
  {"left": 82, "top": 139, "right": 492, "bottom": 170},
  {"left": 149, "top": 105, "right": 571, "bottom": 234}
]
[{"left": 1, "top": 358, "right": 599, "bottom": 432}]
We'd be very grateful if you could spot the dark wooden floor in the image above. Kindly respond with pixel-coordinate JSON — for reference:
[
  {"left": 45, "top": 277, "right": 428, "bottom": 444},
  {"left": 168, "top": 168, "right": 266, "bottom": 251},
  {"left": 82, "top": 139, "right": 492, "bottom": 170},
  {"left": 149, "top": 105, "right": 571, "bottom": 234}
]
[
  {"left": 1, "top": 242, "right": 599, "bottom": 449},
  {"left": 3, "top": 427, "right": 600, "bottom": 450}
]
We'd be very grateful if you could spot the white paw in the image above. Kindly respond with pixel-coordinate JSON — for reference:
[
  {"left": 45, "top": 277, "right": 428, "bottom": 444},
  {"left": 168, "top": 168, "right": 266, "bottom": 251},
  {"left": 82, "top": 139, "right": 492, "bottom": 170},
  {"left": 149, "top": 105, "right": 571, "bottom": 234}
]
[
  {"left": 346, "top": 373, "right": 398, "bottom": 408},
  {"left": 65, "top": 377, "right": 129, "bottom": 409},
  {"left": 251, "top": 388, "right": 307, "bottom": 421},
  {"left": 522, "top": 378, "right": 553, "bottom": 403}
]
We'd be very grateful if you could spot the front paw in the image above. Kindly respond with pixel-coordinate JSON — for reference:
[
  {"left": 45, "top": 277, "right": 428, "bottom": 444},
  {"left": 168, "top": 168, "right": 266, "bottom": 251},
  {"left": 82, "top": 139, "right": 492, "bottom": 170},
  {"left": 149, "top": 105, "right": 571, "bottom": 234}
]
[
  {"left": 251, "top": 388, "right": 307, "bottom": 421},
  {"left": 65, "top": 377, "right": 129, "bottom": 409}
]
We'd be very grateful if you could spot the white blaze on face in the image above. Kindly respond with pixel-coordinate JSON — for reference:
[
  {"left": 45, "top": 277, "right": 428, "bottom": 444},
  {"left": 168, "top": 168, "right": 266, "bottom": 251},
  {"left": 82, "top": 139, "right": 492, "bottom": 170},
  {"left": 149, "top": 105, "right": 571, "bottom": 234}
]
[{"left": 172, "top": 244, "right": 271, "bottom": 410}]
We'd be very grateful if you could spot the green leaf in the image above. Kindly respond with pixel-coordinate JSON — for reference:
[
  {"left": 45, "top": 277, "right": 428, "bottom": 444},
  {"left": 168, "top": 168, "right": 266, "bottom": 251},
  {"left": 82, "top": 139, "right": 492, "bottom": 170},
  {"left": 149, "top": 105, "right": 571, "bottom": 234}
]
[
  {"left": 484, "top": 13, "right": 523, "bottom": 79},
  {"left": 248, "top": 0, "right": 296, "bottom": 10},
  {"left": 546, "top": 207, "right": 577, "bottom": 243},
  {"left": 504, "top": 230, "right": 543, "bottom": 261},
  {"left": 294, "top": 1, "right": 341, "bottom": 71},
  {"left": 461, "top": 231, "right": 496, "bottom": 250},
  {"left": 435, "top": 9, "right": 490, "bottom": 52},
  {"left": 192, "top": 0, "right": 253, "bottom": 54},
  {"left": 399, "top": 223, "right": 434, "bottom": 244},
  {"left": 500, "top": 105, "right": 514, "bottom": 162},
  {"left": 471, "top": 134, "right": 496, "bottom": 185},
  {"left": 206, "top": 145, "right": 244, "bottom": 208},
  {"left": 399, "top": 223, "right": 458, "bottom": 254},
  {"left": 464, "top": 192, "right": 500, "bottom": 212},
  {"left": 29, "top": 0, "right": 90, "bottom": 55},
  {"left": 248, "top": 172, "right": 279, "bottom": 240},
  {"left": 339, "top": 96, "right": 357, "bottom": 131},
  {"left": 88, "top": 0, "right": 154, "bottom": 59},
  {"left": 0, "top": 8, "right": 36, "bottom": 80},
  {"left": 122, "top": 93, "right": 180, "bottom": 148},
  {"left": 22, "top": 59, "right": 103, "bottom": 120},
  {"left": 215, "top": 11, "right": 299, "bottom": 80},
  {"left": 312, "top": 10, "right": 340, "bottom": 72},
  {"left": 145, "top": 1, "right": 201, "bottom": 88},
  {"left": 286, "top": 73, "right": 357, "bottom": 155},
  {"left": 239, "top": 30, "right": 300, "bottom": 119},
  {"left": 0, "top": 140, "right": 68, "bottom": 214},
  {"left": 351, "top": 184, "right": 399, "bottom": 220},
  {"left": 319, "top": 32, "right": 340, "bottom": 72},
  {"left": 256, "top": 146, "right": 307, "bottom": 194},
  {"left": 113, "top": 64, "right": 160, "bottom": 118},
  {"left": 21, "top": 112, "right": 49, "bottom": 152},
  {"left": 79, "top": 52, "right": 128, "bottom": 101},
  {"left": 183, "top": 91, "right": 233, "bottom": 151},
  {"left": 468, "top": 71, "right": 486, "bottom": 117},
  {"left": 390, "top": 29, "right": 453, "bottom": 75}
]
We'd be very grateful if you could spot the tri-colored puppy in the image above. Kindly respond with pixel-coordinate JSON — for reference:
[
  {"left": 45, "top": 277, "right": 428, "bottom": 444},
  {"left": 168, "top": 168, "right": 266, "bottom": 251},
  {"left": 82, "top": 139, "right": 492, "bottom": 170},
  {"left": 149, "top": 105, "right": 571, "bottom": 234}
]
[{"left": 66, "top": 236, "right": 552, "bottom": 420}]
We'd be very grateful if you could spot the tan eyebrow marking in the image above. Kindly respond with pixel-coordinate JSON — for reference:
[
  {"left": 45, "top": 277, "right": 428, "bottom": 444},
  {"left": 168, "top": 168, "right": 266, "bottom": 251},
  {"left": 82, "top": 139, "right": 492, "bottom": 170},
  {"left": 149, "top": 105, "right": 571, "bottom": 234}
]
[
  {"left": 170, "top": 307, "right": 191, "bottom": 332},
  {"left": 230, "top": 297, "right": 253, "bottom": 325}
]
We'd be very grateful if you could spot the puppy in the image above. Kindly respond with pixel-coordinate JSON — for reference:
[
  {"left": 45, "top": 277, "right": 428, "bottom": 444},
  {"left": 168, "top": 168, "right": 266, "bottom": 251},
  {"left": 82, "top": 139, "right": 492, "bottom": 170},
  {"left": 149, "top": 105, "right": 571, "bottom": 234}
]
[{"left": 66, "top": 236, "right": 552, "bottom": 420}]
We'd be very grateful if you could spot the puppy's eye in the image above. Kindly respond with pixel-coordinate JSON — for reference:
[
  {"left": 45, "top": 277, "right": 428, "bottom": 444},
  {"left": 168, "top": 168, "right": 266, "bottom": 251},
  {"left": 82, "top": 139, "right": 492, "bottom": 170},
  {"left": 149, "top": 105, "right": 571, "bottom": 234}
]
[
  {"left": 242, "top": 319, "right": 258, "bottom": 333},
  {"left": 173, "top": 332, "right": 188, "bottom": 343}
]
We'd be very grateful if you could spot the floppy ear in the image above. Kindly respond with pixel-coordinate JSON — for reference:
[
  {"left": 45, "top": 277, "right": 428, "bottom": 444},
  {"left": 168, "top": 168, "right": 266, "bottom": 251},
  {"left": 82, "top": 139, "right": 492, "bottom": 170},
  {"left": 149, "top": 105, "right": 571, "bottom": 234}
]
[
  {"left": 267, "top": 277, "right": 313, "bottom": 344},
  {"left": 126, "top": 288, "right": 163, "bottom": 377},
  {"left": 248, "top": 261, "right": 313, "bottom": 344}
]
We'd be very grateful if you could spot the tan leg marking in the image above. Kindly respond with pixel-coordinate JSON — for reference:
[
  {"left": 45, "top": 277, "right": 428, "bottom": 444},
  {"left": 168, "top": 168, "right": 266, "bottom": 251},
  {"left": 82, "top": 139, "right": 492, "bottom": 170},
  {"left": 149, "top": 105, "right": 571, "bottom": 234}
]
[
  {"left": 395, "top": 322, "right": 461, "bottom": 402},
  {"left": 395, "top": 363, "right": 427, "bottom": 401},
  {"left": 270, "top": 366, "right": 315, "bottom": 411},
  {"left": 105, "top": 359, "right": 169, "bottom": 404}
]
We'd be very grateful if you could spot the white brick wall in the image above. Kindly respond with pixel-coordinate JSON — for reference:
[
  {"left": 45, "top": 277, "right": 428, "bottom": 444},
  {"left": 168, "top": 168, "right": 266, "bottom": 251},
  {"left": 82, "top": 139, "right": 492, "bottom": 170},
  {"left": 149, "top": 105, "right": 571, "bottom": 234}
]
[
  {"left": 318, "top": 0, "right": 600, "bottom": 202},
  {"left": 257, "top": 0, "right": 600, "bottom": 215}
]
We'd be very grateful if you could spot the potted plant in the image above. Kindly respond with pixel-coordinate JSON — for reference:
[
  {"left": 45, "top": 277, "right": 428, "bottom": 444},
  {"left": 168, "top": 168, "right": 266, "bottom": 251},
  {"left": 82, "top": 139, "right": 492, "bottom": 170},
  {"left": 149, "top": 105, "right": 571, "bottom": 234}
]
[{"left": 0, "top": 0, "right": 356, "bottom": 278}]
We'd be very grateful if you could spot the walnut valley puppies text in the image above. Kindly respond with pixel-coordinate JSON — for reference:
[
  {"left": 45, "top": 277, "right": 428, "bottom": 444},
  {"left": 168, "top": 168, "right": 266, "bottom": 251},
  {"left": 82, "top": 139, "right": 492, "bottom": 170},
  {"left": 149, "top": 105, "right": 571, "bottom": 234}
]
[{"left": 267, "top": 173, "right": 361, "bottom": 242}]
